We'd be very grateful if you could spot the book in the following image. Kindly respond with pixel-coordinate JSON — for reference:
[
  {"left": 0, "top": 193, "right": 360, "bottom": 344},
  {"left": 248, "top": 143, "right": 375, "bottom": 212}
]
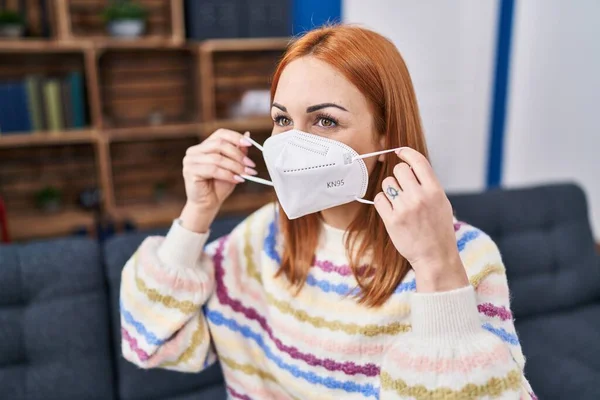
[
  {"left": 185, "top": 0, "right": 244, "bottom": 40},
  {"left": 68, "top": 72, "right": 86, "bottom": 129},
  {"left": 25, "top": 75, "right": 44, "bottom": 131},
  {"left": 60, "top": 78, "right": 73, "bottom": 130},
  {"left": 0, "top": 81, "right": 30, "bottom": 134},
  {"left": 0, "top": 82, "right": 14, "bottom": 134},
  {"left": 43, "top": 79, "right": 64, "bottom": 132},
  {"left": 246, "top": 0, "right": 290, "bottom": 38},
  {"left": 39, "top": 0, "right": 51, "bottom": 38},
  {"left": 1, "top": 81, "right": 32, "bottom": 134}
]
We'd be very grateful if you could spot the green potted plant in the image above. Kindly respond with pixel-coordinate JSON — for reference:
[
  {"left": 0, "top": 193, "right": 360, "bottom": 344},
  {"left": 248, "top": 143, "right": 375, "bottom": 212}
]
[
  {"left": 35, "top": 186, "right": 62, "bottom": 213},
  {"left": 102, "top": 0, "right": 148, "bottom": 38},
  {"left": 0, "top": 10, "right": 25, "bottom": 38}
]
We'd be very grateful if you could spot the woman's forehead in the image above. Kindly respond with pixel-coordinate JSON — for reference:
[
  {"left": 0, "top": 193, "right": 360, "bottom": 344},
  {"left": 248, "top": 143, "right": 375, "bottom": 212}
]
[{"left": 273, "top": 56, "right": 368, "bottom": 112}]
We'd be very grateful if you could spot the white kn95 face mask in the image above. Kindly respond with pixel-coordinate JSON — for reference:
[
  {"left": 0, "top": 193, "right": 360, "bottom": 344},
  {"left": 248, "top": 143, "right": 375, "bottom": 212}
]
[{"left": 241, "top": 129, "right": 401, "bottom": 220}]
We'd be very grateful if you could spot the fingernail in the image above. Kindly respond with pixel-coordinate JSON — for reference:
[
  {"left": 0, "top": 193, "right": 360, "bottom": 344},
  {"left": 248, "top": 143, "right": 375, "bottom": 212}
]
[
  {"left": 234, "top": 175, "right": 245, "bottom": 182},
  {"left": 244, "top": 167, "right": 258, "bottom": 175},
  {"left": 243, "top": 156, "right": 256, "bottom": 167},
  {"left": 240, "top": 138, "right": 252, "bottom": 147}
]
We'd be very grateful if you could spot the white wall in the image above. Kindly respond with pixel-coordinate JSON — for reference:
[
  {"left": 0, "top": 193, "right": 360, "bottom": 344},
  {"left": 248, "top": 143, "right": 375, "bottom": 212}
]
[
  {"left": 343, "top": 0, "right": 499, "bottom": 192},
  {"left": 504, "top": 0, "right": 600, "bottom": 238}
]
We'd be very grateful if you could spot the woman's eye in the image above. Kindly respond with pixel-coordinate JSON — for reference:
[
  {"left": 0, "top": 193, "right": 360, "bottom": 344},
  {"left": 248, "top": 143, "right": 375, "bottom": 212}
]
[
  {"left": 317, "top": 118, "right": 337, "bottom": 127},
  {"left": 274, "top": 116, "right": 292, "bottom": 126}
]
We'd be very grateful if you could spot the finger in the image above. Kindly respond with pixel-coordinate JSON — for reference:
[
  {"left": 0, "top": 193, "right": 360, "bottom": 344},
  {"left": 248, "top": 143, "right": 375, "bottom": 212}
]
[
  {"left": 189, "top": 139, "right": 255, "bottom": 168},
  {"left": 186, "top": 153, "right": 256, "bottom": 177},
  {"left": 382, "top": 176, "right": 402, "bottom": 205},
  {"left": 185, "top": 164, "right": 244, "bottom": 184},
  {"left": 213, "top": 128, "right": 253, "bottom": 148},
  {"left": 374, "top": 192, "right": 394, "bottom": 222},
  {"left": 395, "top": 147, "right": 439, "bottom": 188},
  {"left": 393, "top": 162, "right": 420, "bottom": 193}
]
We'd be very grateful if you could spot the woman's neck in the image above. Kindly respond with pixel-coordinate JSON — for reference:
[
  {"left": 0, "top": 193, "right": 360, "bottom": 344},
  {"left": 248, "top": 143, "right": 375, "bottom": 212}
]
[{"left": 319, "top": 201, "right": 362, "bottom": 231}]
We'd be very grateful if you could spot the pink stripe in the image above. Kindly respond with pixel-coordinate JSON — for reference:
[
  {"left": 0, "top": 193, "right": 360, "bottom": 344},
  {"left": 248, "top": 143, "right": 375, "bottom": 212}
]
[
  {"left": 386, "top": 343, "right": 510, "bottom": 374},
  {"left": 137, "top": 239, "right": 208, "bottom": 294},
  {"left": 213, "top": 237, "right": 379, "bottom": 377},
  {"left": 313, "top": 259, "right": 370, "bottom": 277},
  {"left": 228, "top": 386, "right": 252, "bottom": 400},
  {"left": 476, "top": 280, "right": 510, "bottom": 297},
  {"left": 122, "top": 327, "right": 149, "bottom": 362},
  {"left": 478, "top": 303, "right": 513, "bottom": 321}
]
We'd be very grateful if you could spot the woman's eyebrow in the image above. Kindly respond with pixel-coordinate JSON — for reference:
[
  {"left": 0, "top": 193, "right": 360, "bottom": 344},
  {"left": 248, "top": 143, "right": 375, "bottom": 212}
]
[
  {"left": 272, "top": 103, "right": 287, "bottom": 112},
  {"left": 306, "top": 103, "right": 348, "bottom": 113}
]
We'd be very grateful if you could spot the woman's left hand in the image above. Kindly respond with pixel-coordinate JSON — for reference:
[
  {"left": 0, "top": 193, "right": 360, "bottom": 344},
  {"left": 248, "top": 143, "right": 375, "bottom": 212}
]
[{"left": 374, "top": 147, "right": 469, "bottom": 293}]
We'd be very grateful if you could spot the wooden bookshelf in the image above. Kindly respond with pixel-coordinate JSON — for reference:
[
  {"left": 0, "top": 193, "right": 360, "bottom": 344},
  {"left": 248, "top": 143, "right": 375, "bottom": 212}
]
[
  {"left": 105, "top": 123, "right": 202, "bottom": 142},
  {"left": 0, "top": 129, "right": 97, "bottom": 148},
  {"left": 0, "top": 40, "right": 91, "bottom": 53},
  {"left": 200, "top": 38, "right": 287, "bottom": 122},
  {"left": 0, "top": 1, "right": 287, "bottom": 241},
  {"left": 111, "top": 191, "right": 274, "bottom": 231},
  {"left": 7, "top": 209, "right": 95, "bottom": 241},
  {"left": 56, "top": 0, "right": 185, "bottom": 44}
]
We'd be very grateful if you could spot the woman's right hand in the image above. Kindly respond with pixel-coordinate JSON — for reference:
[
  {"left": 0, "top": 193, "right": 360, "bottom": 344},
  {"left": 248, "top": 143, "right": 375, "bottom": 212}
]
[{"left": 180, "top": 129, "right": 256, "bottom": 232}]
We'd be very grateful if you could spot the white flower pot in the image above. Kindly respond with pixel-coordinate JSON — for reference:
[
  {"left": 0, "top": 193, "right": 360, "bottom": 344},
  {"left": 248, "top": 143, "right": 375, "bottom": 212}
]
[
  {"left": 107, "top": 19, "right": 145, "bottom": 38},
  {"left": 0, "top": 24, "right": 24, "bottom": 38}
]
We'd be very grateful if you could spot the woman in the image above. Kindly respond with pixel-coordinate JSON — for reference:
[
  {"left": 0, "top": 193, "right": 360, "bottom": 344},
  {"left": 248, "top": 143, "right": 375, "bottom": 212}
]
[{"left": 120, "top": 25, "right": 536, "bottom": 399}]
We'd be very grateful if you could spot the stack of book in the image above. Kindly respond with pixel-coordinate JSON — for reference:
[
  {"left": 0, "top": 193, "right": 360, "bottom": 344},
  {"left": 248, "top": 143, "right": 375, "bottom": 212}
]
[
  {"left": 0, "top": 71, "right": 87, "bottom": 135},
  {"left": 185, "top": 0, "right": 290, "bottom": 40}
]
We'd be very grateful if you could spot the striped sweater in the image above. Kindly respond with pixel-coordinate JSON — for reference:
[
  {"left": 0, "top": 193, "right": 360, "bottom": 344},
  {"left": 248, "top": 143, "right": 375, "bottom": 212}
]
[{"left": 120, "top": 203, "right": 536, "bottom": 399}]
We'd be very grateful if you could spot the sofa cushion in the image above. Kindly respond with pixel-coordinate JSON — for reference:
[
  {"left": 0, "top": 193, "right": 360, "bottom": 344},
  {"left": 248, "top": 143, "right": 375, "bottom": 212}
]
[
  {"left": 449, "top": 183, "right": 600, "bottom": 318},
  {"left": 0, "top": 238, "right": 114, "bottom": 400},
  {"left": 102, "top": 216, "right": 246, "bottom": 400},
  {"left": 516, "top": 303, "right": 600, "bottom": 400}
]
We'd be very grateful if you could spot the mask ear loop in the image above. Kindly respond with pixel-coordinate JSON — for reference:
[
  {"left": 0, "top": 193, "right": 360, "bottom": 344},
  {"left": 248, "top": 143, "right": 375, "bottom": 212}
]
[
  {"left": 351, "top": 147, "right": 404, "bottom": 205},
  {"left": 239, "top": 136, "right": 274, "bottom": 186}
]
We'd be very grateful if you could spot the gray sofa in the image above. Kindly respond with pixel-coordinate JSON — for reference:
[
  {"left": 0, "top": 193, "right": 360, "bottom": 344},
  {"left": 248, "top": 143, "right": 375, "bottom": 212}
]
[{"left": 1, "top": 183, "right": 599, "bottom": 399}]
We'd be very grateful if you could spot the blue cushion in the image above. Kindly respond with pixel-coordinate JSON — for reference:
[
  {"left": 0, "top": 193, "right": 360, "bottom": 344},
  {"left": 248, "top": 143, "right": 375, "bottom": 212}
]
[
  {"left": 102, "top": 215, "right": 246, "bottom": 400},
  {"left": 449, "top": 183, "right": 600, "bottom": 318},
  {"left": 516, "top": 303, "right": 600, "bottom": 400},
  {"left": 0, "top": 238, "right": 115, "bottom": 400}
]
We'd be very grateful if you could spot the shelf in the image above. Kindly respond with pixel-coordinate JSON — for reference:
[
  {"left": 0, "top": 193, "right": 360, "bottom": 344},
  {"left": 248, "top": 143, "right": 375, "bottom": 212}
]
[
  {"left": 200, "top": 37, "right": 291, "bottom": 53},
  {"left": 204, "top": 116, "right": 273, "bottom": 135},
  {"left": 0, "top": 39, "right": 91, "bottom": 53},
  {"left": 0, "top": 129, "right": 97, "bottom": 148},
  {"left": 91, "top": 37, "right": 188, "bottom": 50},
  {"left": 99, "top": 47, "right": 197, "bottom": 128},
  {"left": 105, "top": 123, "right": 202, "bottom": 142},
  {"left": 7, "top": 208, "right": 95, "bottom": 241},
  {"left": 0, "top": 38, "right": 190, "bottom": 53},
  {"left": 215, "top": 75, "right": 272, "bottom": 88},
  {"left": 110, "top": 192, "right": 273, "bottom": 230}
]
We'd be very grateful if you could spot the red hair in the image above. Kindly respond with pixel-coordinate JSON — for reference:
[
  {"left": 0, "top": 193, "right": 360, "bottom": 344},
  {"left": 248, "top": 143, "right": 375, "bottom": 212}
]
[{"left": 271, "top": 25, "right": 429, "bottom": 307}]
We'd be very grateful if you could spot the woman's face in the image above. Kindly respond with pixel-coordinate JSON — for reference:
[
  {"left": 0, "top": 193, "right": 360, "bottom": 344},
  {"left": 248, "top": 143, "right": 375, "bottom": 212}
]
[{"left": 271, "top": 56, "right": 382, "bottom": 172}]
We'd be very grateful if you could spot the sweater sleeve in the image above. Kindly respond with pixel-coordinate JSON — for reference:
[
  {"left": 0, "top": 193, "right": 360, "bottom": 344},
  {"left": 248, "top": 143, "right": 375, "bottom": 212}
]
[
  {"left": 380, "top": 230, "right": 537, "bottom": 400},
  {"left": 119, "top": 219, "right": 222, "bottom": 373}
]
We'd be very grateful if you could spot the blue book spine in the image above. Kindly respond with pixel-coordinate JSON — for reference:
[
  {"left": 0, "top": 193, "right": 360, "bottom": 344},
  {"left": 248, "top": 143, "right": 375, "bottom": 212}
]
[
  {"left": 11, "top": 81, "right": 32, "bottom": 133},
  {"left": 0, "top": 82, "right": 16, "bottom": 134},
  {"left": 69, "top": 72, "right": 86, "bottom": 128}
]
